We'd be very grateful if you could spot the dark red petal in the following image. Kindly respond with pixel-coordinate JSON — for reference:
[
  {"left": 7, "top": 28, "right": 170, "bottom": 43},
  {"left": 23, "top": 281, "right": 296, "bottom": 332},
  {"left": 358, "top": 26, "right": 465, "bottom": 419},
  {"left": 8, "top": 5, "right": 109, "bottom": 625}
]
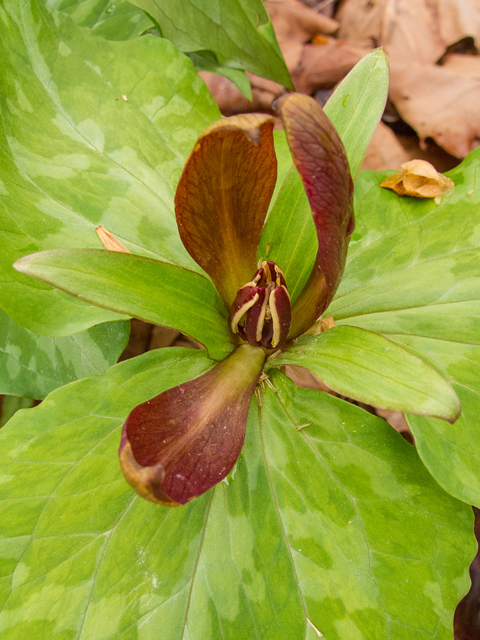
[
  {"left": 119, "top": 345, "right": 266, "bottom": 506},
  {"left": 175, "top": 114, "right": 277, "bottom": 308},
  {"left": 275, "top": 93, "right": 354, "bottom": 338}
]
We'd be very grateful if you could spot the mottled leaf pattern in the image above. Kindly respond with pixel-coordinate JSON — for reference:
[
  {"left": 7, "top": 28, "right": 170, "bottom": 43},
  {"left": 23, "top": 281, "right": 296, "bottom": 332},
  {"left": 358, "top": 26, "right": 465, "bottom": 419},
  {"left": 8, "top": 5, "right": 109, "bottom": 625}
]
[
  {"left": 0, "top": 309, "right": 129, "bottom": 399},
  {"left": 126, "top": 0, "right": 293, "bottom": 88},
  {"left": 0, "top": 0, "right": 219, "bottom": 335},
  {"left": 47, "top": 0, "right": 154, "bottom": 39},
  {"left": 0, "top": 351, "right": 473, "bottom": 638},
  {"left": 328, "top": 151, "right": 480, "bottom": 506}
]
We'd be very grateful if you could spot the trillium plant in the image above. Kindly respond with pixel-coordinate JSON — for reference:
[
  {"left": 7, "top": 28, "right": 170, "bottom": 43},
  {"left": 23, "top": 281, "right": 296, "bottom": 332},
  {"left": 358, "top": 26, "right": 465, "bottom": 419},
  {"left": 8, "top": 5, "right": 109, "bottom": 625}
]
[
  {"left": 15, "top": 92, "right": 460, "bottom": 506},
  {"left": 2, "top": 2, "right": 480, "bottom": 638}
]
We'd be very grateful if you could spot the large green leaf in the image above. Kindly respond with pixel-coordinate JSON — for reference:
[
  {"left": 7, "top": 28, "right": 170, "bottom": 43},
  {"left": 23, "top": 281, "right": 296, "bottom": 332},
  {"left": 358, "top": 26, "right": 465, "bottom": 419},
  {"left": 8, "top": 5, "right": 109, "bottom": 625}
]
[
  {"left": 268, "top": 326, "right": 460, "bottom": 422},
  {"left": 47, "top": 0, "right": 154, "bottom": 39},
  {"left": 0, "top": 0, "right": 219, "bottom": 336},
  {"left": 327, "top": 151, "right": 480, "bottom": 506},
  {"left": 49, "top": 0, "right": 253, "bottom": 96},
  {"left": 0, "top": 309, "right": 129, "bottom": 399},
  {"left": 258, "top": 49, "right": 389, "bottom": 303},
  {"left": 126, "top": 0, "right": 292, "bottom": 89},
  {"left": 391, "top": 336, "right": 480, "bottom": 508},
  {"left": 325, "top": 49, "right": 389, "bottom": 180},
  {"left": 0, "top": 351, "right": 473, "bottom": 638},
  {"left": 15, "top": 249, "right": 234, "bottom": 360}
]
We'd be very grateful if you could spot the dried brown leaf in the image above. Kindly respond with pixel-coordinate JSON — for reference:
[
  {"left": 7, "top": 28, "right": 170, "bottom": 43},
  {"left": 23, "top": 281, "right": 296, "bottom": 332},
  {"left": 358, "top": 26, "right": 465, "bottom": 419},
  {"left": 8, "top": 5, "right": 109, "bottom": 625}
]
[
  {"left": 266, "top": 0, "right": 339, "bottom": 44},
  {"left": 361, "top": 121, "right": 411, "bottom": 171},
  {"left": 380, "top": 159, "right": 454, "bottom": 197},
  {"left": 442, "top": 53, "right": 480, "bottom": 82},
  {"left": 436, "top": 0, "right": 480, "bottom": 51},
  {"left": 291, "top": 38, "right": 372, "bottom": 93},
  {"left": 337, "top": 0, "right": 480, "bottom": 63},
  {"left": 336, "top": 0, "right": 387, "bottom": 43},
  {"left": 389, "top": 61, "right": 480, "bottom": 158}
]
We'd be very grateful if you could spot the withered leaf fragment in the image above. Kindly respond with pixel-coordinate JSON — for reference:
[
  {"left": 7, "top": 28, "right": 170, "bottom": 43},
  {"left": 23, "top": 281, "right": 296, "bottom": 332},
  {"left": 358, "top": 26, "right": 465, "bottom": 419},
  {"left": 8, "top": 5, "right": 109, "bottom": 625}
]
[
  {"left": 96, "top": 226, "right": 131, "bottom": 253},
  {"left": 380, "top": 159, "right": 454, "bottom": 198}
]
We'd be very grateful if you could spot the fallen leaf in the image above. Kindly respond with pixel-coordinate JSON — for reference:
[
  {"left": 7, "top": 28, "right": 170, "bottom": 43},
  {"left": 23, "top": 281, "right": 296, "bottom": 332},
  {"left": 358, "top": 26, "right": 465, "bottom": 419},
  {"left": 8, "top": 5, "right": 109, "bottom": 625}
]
[
  {"left": 436, "top": 0, "right": 480, "bottom": 51},
  {"left": 337, "top": 0, "right": 480, "bottom": 62},
  {"left": 266, "top": 0, "right": 339, "bottom": 42},
  {"left": 380, "top": 0, "right": 445, "bottom": 64},
  {"left": 375, "top": 407, "right": 412, "bottom": 437},
  {"left": 361, "top": 121, "right": 411, "bottom": 171},
  {"left": 389, "top": 61, "right": 480, "bottom": 158},
  {"left": 291, "top": 38, "right": 372, "bottom": 93},
  {"left": 442, "top": 53, "right": 480, "bottom": 82},
  {"left": 380, "top": 159, "right": 454, "bottom": 197},
  {"left": 266, "top": 0, "right": 340, "bottom": 71},
  {"left": 336, "top": 0, "right": 386, "bottom": 44}
]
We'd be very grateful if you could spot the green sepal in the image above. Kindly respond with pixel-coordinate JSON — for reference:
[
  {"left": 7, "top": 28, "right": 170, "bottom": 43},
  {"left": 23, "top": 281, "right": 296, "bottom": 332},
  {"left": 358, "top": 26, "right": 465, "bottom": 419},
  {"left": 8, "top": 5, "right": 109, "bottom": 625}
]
[
  {"left": 15, "top": 249, "right": 235, "bottom": 361},
  {"left": 267, "top": 326, "right": 461, "bottom": 422}
]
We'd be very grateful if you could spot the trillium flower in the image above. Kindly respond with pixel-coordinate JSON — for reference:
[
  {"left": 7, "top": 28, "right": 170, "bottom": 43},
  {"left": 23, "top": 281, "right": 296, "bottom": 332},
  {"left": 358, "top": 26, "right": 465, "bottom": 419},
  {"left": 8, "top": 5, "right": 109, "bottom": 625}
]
[
  {"left": 15, "top": 92, "right": 461, "bottom": 508},
  {"left": 118, "top": 93, "right": 355, "bottom": 506}
]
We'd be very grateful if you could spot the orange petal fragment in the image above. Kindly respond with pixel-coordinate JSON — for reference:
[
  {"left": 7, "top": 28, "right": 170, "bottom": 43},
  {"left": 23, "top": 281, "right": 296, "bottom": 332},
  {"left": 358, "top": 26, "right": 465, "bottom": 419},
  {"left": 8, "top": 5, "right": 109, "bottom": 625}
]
[
  {"left": 175, "top": 114, "right": 277, "bottom": 308},
  {"left": 380, "top": 160, "right": 454, "bottom": 198},
  {"left": 96, "top": 226, "right": 131, "bottom": 253}
]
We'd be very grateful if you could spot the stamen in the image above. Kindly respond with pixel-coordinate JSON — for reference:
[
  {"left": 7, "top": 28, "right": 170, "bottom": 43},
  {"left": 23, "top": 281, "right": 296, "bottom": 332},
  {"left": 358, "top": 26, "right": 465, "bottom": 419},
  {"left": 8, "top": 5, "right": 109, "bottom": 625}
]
[{"left": 229, "top": 261, "right": 291, "bottom": 349}]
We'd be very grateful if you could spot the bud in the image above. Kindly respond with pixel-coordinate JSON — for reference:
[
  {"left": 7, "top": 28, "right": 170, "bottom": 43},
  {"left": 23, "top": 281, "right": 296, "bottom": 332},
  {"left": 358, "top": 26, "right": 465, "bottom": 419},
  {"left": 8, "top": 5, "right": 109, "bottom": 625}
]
[{"left": 230, "top": 261, "right": 291, "bottom": 349}]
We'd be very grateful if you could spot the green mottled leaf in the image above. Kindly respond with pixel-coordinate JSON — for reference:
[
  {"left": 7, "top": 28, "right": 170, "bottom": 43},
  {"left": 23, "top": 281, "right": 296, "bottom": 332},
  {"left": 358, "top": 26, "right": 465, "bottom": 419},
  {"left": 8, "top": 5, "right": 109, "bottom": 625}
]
[
  {"left": 267, "top": 326, "right": 460, "bottom": 422},
  {"left": 47, "top": 0, "right": 154, "bottom": 39},
  {"left": 126, "top": 0, "right": 293, "bottom": 89},
  {"left": 0, "top": 352, "right": 473, "bottom": 638},
  {"left": 392, "top": 336, "right": 480, "bottom": 508},
  {"left": 15, "top": 249, "right": 234, "bottom": 360},
  {"left": 258, "top": 50, "right": 389, "bottom": 303},
  {"left": 0, "top": 308, "right": 129, "bottom": 399},
  {"left": 327, "top": 150, "right": 480, "bottom": 506},
  {"left": 0, "top": 0, "right": 219, "bottom": 336}
]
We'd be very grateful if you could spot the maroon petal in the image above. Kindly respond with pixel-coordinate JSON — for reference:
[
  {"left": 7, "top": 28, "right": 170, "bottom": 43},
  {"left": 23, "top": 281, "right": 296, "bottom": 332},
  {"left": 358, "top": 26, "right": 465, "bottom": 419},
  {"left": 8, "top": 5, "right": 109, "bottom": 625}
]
[
  {"left": 119, "top": 345, "right": 266, "bottom": 506},
  {"left": 175, "top": 114, "right": 277, "bottom": 309},
  {"left": 275, "top": 93, "right": 355, "bottom": 338}
]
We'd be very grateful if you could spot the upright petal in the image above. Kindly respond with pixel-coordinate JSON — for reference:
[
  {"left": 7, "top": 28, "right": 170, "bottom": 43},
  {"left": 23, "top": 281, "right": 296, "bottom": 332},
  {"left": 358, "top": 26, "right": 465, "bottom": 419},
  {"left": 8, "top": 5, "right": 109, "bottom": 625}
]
[
  {"left": 276, "top": 93, "right": 355, "bottom": 339},
  {"left": 175, "top": 114, "right": 277, "bottom": 308},
  {"left": 119, "top": 344, "right": 266, "bottom": 505}
]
